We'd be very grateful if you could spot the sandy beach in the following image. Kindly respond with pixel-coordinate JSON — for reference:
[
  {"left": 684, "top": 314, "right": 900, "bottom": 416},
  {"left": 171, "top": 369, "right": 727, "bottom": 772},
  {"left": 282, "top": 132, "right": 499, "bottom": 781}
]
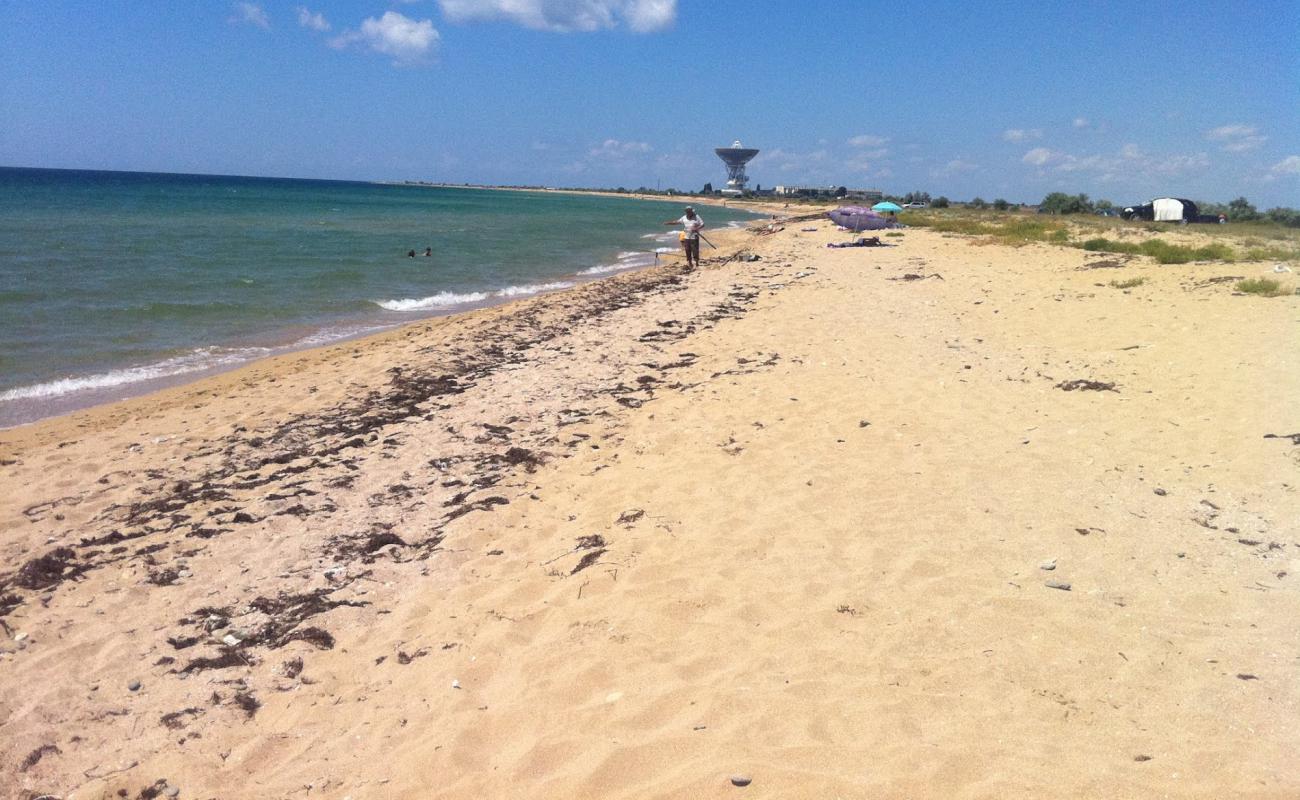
[{"left": 3, "top": 216, "right": 1298, "bottom": 799}]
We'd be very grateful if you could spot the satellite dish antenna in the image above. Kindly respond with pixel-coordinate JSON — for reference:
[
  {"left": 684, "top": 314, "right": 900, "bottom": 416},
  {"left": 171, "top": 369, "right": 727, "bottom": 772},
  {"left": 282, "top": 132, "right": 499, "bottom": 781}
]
[{"left": 714, "top": 140, "right": 760, "bottom": 195}]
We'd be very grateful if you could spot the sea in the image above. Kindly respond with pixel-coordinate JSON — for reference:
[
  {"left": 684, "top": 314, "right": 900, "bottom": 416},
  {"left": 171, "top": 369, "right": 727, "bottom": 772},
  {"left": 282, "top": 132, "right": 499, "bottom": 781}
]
[{"left": 0, "top": 167, "right": 759, "bottom": 427}]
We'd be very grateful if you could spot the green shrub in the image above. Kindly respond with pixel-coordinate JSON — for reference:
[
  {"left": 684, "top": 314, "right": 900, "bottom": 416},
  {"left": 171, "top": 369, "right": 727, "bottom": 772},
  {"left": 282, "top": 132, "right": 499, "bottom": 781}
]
[
  {"left": 1076, "top": 237, "right": 1233, "bottom": 263},
  {"left": 1138, "top": 240, "right": 1234, "bottom": 264},
  {"left": 1242, "top": 245, "right": 1300, "bottom": 261},
  {"left": 1080, "top": 237, "right": 1140, "bottom": 254},
  {"left": 1235, "top": 278, "right": 1290, "bottom": 297}
]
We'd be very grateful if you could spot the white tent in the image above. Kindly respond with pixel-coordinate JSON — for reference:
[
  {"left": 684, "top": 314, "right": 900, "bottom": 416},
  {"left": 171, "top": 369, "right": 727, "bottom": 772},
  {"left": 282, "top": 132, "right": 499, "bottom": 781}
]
[{"left": 1152, "top": 198, "right": 1186, "bottom": 222}]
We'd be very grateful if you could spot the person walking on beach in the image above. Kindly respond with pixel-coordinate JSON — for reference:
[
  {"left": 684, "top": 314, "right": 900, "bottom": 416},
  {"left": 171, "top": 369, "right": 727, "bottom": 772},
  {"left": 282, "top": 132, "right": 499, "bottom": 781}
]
[{"left": 664, "top": 206, "right": 704, "bottom": 268}]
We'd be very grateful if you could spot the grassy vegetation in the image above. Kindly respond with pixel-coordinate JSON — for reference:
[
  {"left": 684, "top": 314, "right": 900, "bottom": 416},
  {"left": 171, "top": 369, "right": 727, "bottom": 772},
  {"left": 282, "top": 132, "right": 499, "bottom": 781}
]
[
  {"left": 1109, "top": 277, "right": 1147, "bottom": 289},
  {"left": 901, "top": 212, "right": 1071, "bottom": 246},
  {"left": 1079, "top": 237, "right": 1235, "bottom": 264},
  {"left": 903, "top": 208, "right": 1300, "bottom": 265},
  {"left": 1235, "top": 278, "right": 1293, "bottom": 297},
  {"left": 884, "top": 231, "right": 905, "bottom": 237}
]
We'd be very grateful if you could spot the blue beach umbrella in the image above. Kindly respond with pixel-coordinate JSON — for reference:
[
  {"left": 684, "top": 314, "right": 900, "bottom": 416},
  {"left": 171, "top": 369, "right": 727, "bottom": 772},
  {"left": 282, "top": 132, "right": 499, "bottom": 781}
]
[{"left": 872, "top": 201, "right": 903, "bottom": 213}]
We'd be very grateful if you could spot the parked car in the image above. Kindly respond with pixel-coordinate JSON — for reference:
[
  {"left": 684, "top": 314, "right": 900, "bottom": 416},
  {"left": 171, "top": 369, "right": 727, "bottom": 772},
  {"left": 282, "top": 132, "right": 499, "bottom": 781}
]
[
  {"left": 1121, "top": 198, "right": 1199, "bottom": 223},
  {"left": 902, "top": 202, "right": 927, "bottom": 209}
]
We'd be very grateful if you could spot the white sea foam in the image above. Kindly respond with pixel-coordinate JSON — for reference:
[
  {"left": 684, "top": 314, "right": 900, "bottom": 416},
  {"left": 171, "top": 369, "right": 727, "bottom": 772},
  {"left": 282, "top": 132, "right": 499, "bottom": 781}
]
[
  {"left": 580, "top": 252, "right": 657, "bottom": 276},
  {"left": 375, "top": 281, "right": 575, "bottom": 311},
  {"left": 579, "top": 263, "right": 625, "bottom": 275},
  {"left": 375, "top": 291, "right": 491, "bottom": 311},
  {"left": 0, "top": 347, "right": 269, "bottom": 402},
  {"left": 291, "top": 323, "right": 394, "bottom": 348},
  {"left": 494, "top": 281, "right": 574, "bottom": 297}
]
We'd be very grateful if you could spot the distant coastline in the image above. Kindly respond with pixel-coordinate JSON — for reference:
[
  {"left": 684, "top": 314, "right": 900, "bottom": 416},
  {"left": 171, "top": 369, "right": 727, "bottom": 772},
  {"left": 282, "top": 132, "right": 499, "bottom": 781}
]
[{"left": 376, "top": 179, "right": 788, "bottom": 216}]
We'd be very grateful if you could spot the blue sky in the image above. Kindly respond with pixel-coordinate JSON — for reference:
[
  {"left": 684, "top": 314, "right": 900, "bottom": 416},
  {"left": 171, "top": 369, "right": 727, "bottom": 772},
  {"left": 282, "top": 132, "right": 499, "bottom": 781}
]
[{"left": 2, "top": 1, "right": 1297, "bottom": 206}]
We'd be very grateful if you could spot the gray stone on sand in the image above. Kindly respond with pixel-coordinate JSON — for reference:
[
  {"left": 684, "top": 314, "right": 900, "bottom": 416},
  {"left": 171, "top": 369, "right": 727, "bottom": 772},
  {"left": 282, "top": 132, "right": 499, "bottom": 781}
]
[
  {"left": 128, "top": 680, "right": 142, "bottom": 691},
  {"left": 1039, "top": 559, "right": 1057, "bottom": 571},
  {"left": 164, "top": 786, "right": 180, "bottom": 798},
  {"left": 1045, "top": 579, "right": 1072, "bottom": 591},
  {"left": 730, "top": 774, "right": 752, "bottom": 787}
]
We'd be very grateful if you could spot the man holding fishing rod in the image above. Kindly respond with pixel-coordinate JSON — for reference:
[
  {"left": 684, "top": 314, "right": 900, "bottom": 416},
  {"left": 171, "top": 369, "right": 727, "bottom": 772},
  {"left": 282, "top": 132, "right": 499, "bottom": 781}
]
[{"left": 663, "top": 206, "right": 708, "bottom": 268}]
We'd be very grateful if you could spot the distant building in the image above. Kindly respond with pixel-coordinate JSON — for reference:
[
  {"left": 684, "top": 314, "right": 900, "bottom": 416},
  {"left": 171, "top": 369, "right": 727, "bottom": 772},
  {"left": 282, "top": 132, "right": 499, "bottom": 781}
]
[
  {"left": 774, "top": 185, "right": 836, "bottom": 197},
  {"left": 846, "top": 188, "right": 884, "bottom": 202},
  {"left": 773, "top": 185, "right": 880, "bottom": 199}
]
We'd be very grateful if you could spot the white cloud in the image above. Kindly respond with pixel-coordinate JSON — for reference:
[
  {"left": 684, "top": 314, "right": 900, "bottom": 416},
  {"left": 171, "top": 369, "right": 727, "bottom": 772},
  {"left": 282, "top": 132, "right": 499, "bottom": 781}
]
[
  {"left": 847, "top": 134, "right": 888, "bottom": 148},
  {"left": 229, "top": 2, "right": 270, "bottom": 29},
  {"left": 930, "top": 157, "right": 977, "bottom": 178},
  {"left": 331, "top": 12, "right": 439, "bottom": 64},
  {"left": 1205, "top": 124, "right": 1267, "bottom": 152},
  {"left": 1022, "top": 147, "right": 1054, "bottom": 166},
  {"left": 843, "top": 154, "right": 875, "bottom": 174},
  {"left": 1003, "top": 128, "right": 1041, "bottom": 142},
  {"left": 588, "top": 139, "right": 652, "bottom": 158},
  {"left": 753, "top": 147, "right": 828, "bottom": 174},
  {"left": 933, "top": 158, "right": 978, "bottom": 177},
  {"left": 438, "top": 0, "right": 676, "bottom": 32},
  {"left": 297, "top": 6, "right": 330, "bottom": 32},
  {"left": 1270, "top": 155, "right": 1300, "bottom": 176},
  {"left": 622, "top": 0, "right": 676, "bottom": 32},
  {"left": 1072, "top": 117, "right": 1089, "bottom": 129},
  {"left": 1024, "top": 144, "right": 1209, "bottom": 182}
]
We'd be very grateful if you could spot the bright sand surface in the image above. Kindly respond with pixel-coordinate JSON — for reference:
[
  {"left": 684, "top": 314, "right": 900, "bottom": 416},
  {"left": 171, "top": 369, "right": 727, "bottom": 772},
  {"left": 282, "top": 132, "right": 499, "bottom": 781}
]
[{"left": 2, "top": 218, "right": 1298, "bottom": 798}]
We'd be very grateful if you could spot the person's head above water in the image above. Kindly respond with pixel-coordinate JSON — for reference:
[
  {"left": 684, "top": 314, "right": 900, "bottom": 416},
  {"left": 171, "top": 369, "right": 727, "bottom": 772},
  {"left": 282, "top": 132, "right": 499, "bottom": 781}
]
[{"left": 684, "top": 206, "right": 695, "bottom": 217}]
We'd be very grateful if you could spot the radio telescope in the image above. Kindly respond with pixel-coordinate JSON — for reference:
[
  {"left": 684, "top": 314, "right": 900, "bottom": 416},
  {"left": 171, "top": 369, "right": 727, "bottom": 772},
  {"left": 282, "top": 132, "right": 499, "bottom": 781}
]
[{"left": 714, "top": 140, "right": 759, "bottom": 195}]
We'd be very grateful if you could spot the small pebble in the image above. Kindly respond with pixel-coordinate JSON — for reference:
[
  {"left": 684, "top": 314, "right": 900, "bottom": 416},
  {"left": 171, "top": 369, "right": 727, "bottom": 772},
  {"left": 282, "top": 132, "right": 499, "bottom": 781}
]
[
  {"left": 128, "top": 680, "right": 142, "bottom": 691},
  {"left": 1045, "top": 579, "right": 1071, "bottom": 591},
  {"left": 730, "top": 774, "right": 752, "bottom": 787},
  {"left": 164, "top": 786, "right": 180, "bottom": 798},
  {"left": 1153, "top": 488, "right": 1167, "bottom": 496},
  {"left": 451, "top": 679, "right": 461, "bottom": 689},
  {"left": 1039, "top": 559, "right": 1057, "bottom": 571},
  {"left": 14, "top": 631, "right": 28, "bottom": 642}
]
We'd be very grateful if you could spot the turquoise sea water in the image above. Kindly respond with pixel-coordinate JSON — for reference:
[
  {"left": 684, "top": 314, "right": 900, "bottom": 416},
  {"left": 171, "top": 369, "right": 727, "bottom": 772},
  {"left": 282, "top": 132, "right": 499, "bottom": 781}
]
[{"left": 0, "top": 168, "right": 757, "bottom": 425}]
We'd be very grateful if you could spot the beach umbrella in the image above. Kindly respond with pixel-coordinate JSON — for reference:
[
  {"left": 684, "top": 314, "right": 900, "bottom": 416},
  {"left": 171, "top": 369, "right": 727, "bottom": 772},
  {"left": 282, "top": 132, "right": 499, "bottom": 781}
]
[
  {"left": 872, "top": 201, "right": 903, "bottom": 213},
  {"left": 828, "top": 207, "right": 892, "bottom": 231}
]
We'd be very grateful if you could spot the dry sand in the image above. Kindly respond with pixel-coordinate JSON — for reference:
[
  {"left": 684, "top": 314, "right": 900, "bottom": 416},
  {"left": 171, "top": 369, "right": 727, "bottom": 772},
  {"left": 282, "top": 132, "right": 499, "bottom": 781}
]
[{"left": 2, "top": 219, "right": 1298, "bottom": 799}]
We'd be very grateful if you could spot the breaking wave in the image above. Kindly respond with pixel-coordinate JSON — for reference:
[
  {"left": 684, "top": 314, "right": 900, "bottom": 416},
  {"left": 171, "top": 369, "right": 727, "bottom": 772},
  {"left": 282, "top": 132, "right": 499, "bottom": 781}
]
[
  {"left": 375, "top": 281, "right": 575, "bottom": 312},
  {"left": 0, "top": 346, "right": 271, "bottom": 402}
]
